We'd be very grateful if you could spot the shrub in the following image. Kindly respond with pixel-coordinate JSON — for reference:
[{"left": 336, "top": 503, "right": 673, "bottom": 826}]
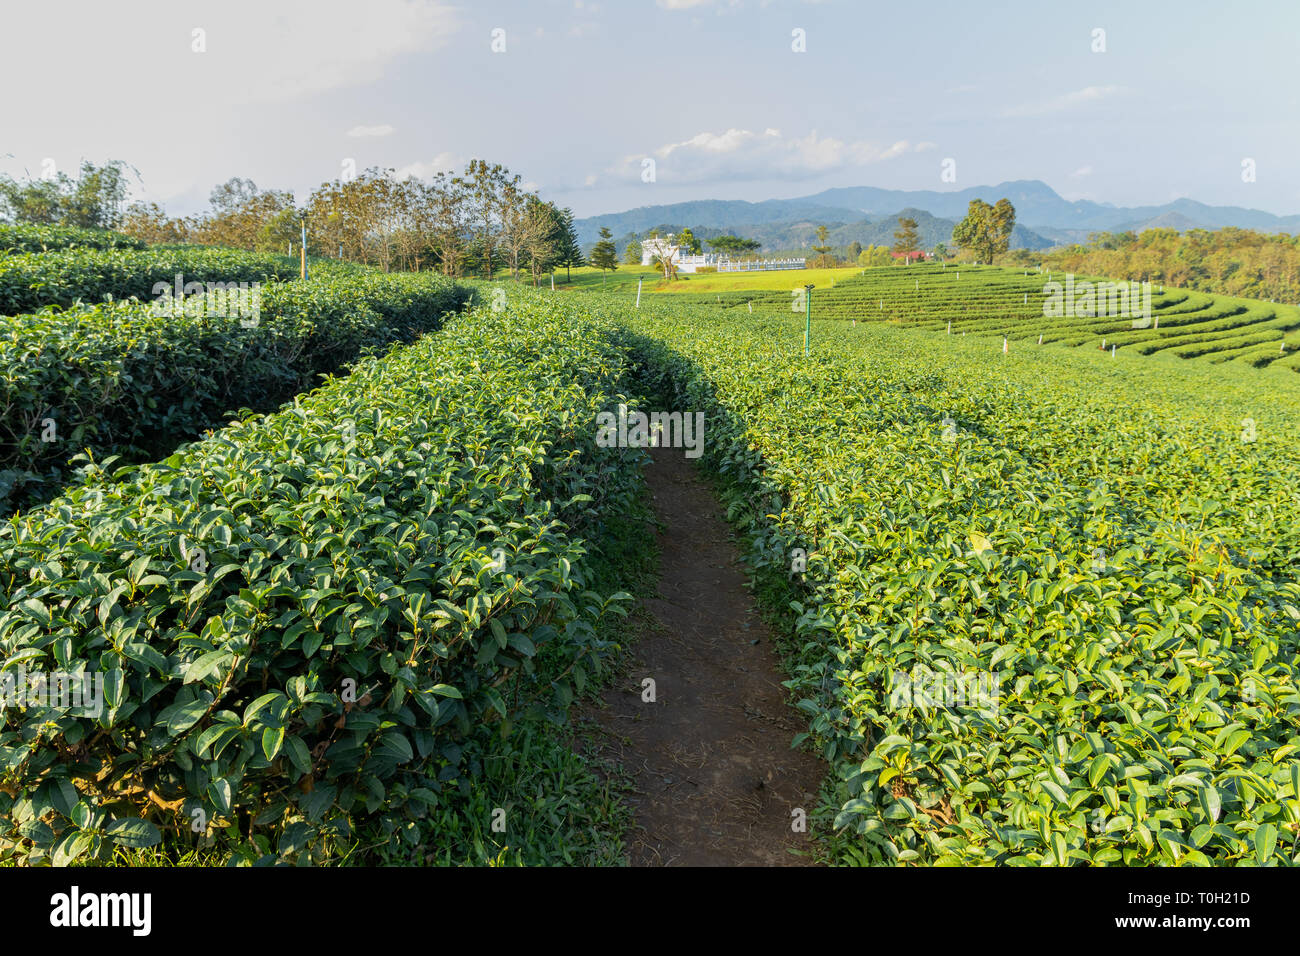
[
  {"left": 620, "top": 301, "right": 1300, "bottom": 866},
  {"left": 0, "top": 247, "right": 292, "bottom": 314},
  {"left": 0, "top": 271, "right": 471, "bottom": 511},
  {"left": 0, "top": 296, "right": 641, "bottom": 865},
  {"left": 0, "top": 225, "right": 145, "bottom": 256}
]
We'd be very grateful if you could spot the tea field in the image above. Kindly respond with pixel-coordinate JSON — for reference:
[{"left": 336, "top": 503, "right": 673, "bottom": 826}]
[
  {"left": 613, "top": 295, "right": 1300, "bottom": 865},
  {"left": 1, "top": 239, "right": 1297, "bottom": 867},
  {"left": 666, "top": 262, "right": 1300, "bottom": 373}
]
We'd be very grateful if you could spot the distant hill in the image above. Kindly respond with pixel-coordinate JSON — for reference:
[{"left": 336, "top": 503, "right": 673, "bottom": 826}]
[
  {"left": 594, "top": 206, "right": 1052, "bottom": 257},
  {"left": 576, "top": 179, "right": 1300, "bottom": 253}
]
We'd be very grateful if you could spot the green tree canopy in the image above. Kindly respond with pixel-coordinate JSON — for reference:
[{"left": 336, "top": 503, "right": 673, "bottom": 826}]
[
  {"left": 892, "top": 217, "right": 921, "bottom": 255},
  {"left": 554, "top": 206, "right": 584, "bottom": 279},
  {"left": 707, "top": 234, "right": 761, "bottom": 256},
  {"left": 0, "top": 160, "right": 133, "bottom": 229},
  {"left": 675, "top": 227, "right": 702, "bottom": 255},
  {"left": 589, "top": 226, "right": 618, "bottom": 281},
  {"left": 811, "top": 224, "right": 834, "bottom": 268},
  {"left": 952, "top": 198, "right": 1016, "bottom": 265}
]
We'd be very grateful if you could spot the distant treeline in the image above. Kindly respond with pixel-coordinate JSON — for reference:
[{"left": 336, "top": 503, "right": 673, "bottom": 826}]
[
  {"left": 1001, "top": 228, "right": 1300, "bottom": 302},
  {"left": 1, "top": 160, "right": 584, "bottom": 282}
]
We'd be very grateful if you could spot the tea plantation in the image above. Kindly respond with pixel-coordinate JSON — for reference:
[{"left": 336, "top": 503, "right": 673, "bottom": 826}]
[
  {"left": 1, "top": 240, "right": 1296, "bottom": 866},
  {"left": 615, "top": 295, "right": 1300, "bottom": 865},
  {"left": 665, "top": 262, "right": 1300, "bottom": 373}
]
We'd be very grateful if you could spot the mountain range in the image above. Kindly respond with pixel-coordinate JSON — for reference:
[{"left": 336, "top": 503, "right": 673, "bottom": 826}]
[{"left": 574, "top": 180, "right": 1300, "bottom": 255}]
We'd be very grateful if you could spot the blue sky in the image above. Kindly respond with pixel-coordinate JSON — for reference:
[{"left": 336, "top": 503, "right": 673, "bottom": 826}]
[{"left": 2, "top": 0, "right": 1296, "bottom": 218}]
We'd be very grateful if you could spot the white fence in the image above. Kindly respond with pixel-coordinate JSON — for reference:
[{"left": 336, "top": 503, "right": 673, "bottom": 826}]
[
  {"left": 670, "top": 253, "right": 806, "bottom": 273},
  {"left": 716, "top": 257, "right": 806, "bottom": 273}
]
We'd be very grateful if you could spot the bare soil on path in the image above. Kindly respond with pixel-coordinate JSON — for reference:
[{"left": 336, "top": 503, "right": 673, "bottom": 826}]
[{"left": 582, "top": 445, "right": 825, "bottom": 866}]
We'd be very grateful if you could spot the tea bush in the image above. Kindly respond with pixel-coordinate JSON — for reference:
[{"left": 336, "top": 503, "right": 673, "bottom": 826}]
[
  {"left": 0, "top": 247, "right": 292, "bottom": 314},
  {"left": 0, "top": 271, "right": 471, "bottom": 511},
  {"left": 0, "top": 295, "right": 642, "bottom": 865},
  {"left": 619, "top": 300, "right": 1300, "bottom": 866},
  {"left": 667, "top": 263, "right": 1300, "bottom": 372},
  {"left": 0, "top": 225, "right": 145, "bottom": 256}
]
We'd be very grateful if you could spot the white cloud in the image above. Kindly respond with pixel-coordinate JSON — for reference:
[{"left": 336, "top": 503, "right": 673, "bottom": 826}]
[
  {"left": 615, "top": 128, "right": 926, "bottom": 183},
  {"left": 1000, "top": 85, "right": 1125, "bottom": 118},
  {"left": 392, "top": 152, "right": 463, "bottom": 181},
  {"left": 347, "top": 125, "right": 396, "bottom": 138},
  {"left": 1070, "top": 165, "right": 1094, "bottom": 178}
]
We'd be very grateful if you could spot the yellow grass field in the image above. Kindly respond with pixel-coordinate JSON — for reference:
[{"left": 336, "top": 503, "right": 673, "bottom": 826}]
[{"left": 649, "top": 265, "right": 863, "bottom": 294}]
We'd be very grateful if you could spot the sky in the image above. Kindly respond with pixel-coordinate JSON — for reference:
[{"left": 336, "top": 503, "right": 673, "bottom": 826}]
[{"left": 2, "top": 0, "right": 1298, "bottom": 220}]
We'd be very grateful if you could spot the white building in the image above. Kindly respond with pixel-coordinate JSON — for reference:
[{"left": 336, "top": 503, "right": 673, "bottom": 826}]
[{"left": 640, "top": 233, "right": 805, "bottom": 273}]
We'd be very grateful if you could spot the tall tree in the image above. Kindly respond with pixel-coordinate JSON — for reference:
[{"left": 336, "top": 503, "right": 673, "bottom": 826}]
[
  {"left": 624, "top": 237, "right": 643, "bottom": 265},
  {"left": 675, "top": 227, "right": 702, "bottom": 255},
  {"left": 497, "top": 178, "right": 531, "bottom": 279},
  {"left": 708, "top": 235, "right": 761, "bottom": 256},
  {"left": 589, "top": 226, "right": 618, "bottom": 285},
  {"left": 811, "top": 224, "right": 834, "bottom": 268},
  {"left": 120, "top": 201, "right": 190, "bottom": 244},
  {"left": 466, "top": 158, "right": 511, "bottom": 279},
  {"left": 0, "top": 159, "right": 133, "bottom": 229},
  {"left": 645, "top": 231, "right": 678, "bottom": 279},
  {"left": 554, "top": 207, "right": 584, "bottom": 279},
  {"left": 523, "top": 197, "right": 564, "bottom": 285},
  {"left": 952, "top": 198, "right": 1017, "bottom": 265},
  {"left": 892, "top": 217, "right": 921, "bottom": 257}
]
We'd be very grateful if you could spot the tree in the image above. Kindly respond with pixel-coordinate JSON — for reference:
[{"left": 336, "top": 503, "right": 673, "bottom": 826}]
[
  {"left": 498, "top": 178, "right": 530, "bottom": 279},
  {"left": 523, "top": 197, "right": 564, "bottom": 285},
  {"left": 589, "top": 226, "right": 618, "bottom": 284},
  {"left": 811, "top": 225, "right": 834, "bottom": 268},
  {"left": 932, "top": 242, "right": 948, "bottom": 260},
  {"left": 951, "top": 198, "right": 1016, "bottom": 265},
  {"left": 649, "top": 241, "right": 678, "bottom": 280},
  {"left": 554, "top": 207, "right": 584, "bottom": 279},
  {"left": 194, "top": 177, "right": 301, "bottom": 252},
  {"left": 624, "top": 238, "right": 643, "bottom": 265},
  {"left": 0, "top": 159, "right": 133, "bottom": 229},
  {"left": 892, "top": 217, "right": 921, "bottom": 257},
  {"left": 466, "top": 159, "right": 512, "bottom": 279},
  {"left": 859, "top": 244, "right": 893, "bottom": 268},
  {"left": 676, "top": 227, "right": 702, "bottom": 255},
  {"left": 708, "top": 235, "right": 761, "bottom": 257},
  {"left": 428, "top": 171, "right": 470, "bottom": 277},
  {"left": 120, "top": 201, "right": 190, "bottom": 244},
  {"left": 847, "top": 240, "right": 863, "bottom": 262}
]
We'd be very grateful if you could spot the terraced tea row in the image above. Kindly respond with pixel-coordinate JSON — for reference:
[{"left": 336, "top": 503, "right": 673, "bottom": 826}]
[
  {"left": 0, "top": 271, "right": 470, "bottom": 512},
  {"left": 0, "top": 225, "right": 145, "bottom": 256},
  {"left": 617, "top": 298, "right": 1300, "bottom": 866},
  {"left": 0, "top": 296, "right": 643, "bottom": 866},
  {"left": 0, "top": 247, "right": 294, "bottom": 315},
  {"left": 665, "top": 264, "right": 1300, "bottom": 372}
]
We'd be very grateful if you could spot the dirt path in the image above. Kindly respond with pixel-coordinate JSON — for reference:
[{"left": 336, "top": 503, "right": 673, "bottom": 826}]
[{"left": 583, "top": 445, "right": 826, "bottom": 866}]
